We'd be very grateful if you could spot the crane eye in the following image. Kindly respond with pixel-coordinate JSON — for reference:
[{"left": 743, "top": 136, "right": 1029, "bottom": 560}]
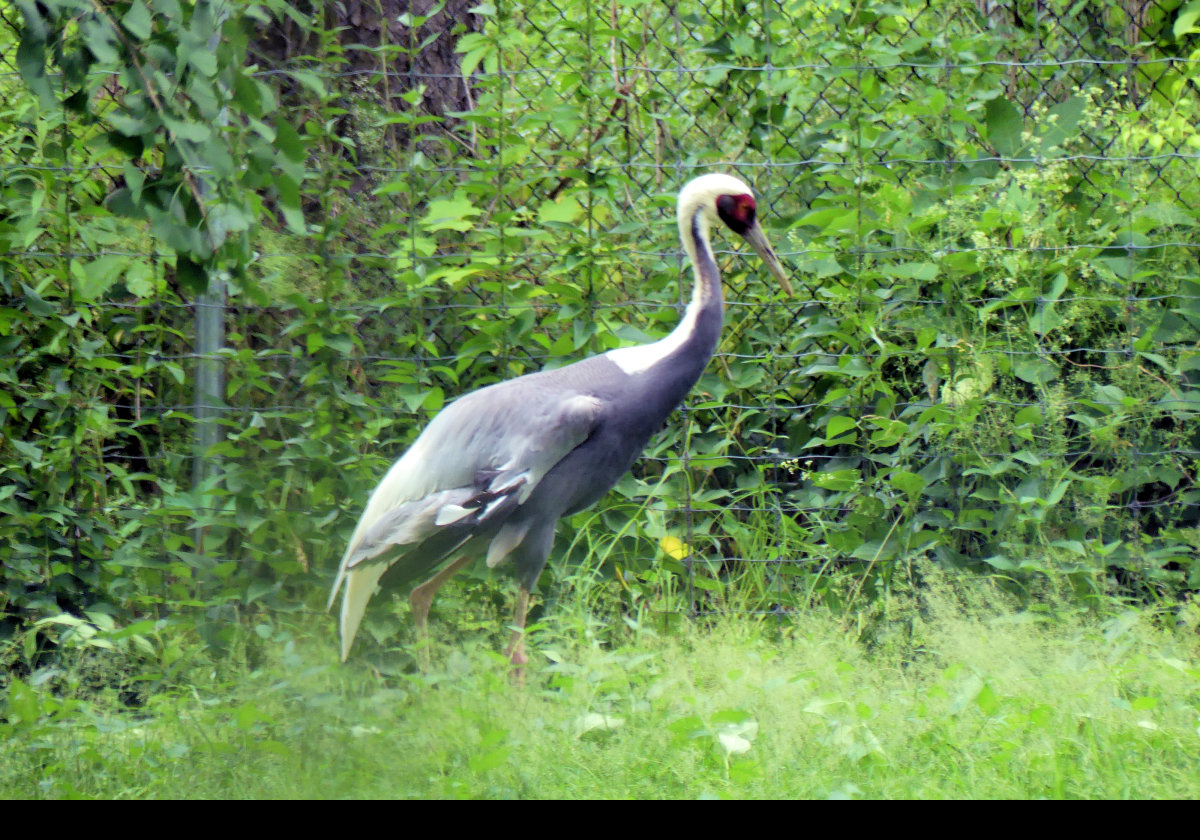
[{"left": 716, "top": 193, "right": 756, "bottom": 235}]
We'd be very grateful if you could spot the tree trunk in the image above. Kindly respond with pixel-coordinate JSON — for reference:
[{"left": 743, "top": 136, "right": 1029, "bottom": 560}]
[{"left": 255, "top": 1, "right": 483, "bottom": 160}]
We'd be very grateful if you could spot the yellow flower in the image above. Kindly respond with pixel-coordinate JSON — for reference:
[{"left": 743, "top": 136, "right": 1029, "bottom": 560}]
[{"left": 659, "top": 536, "right": 691, "bottom": 560}]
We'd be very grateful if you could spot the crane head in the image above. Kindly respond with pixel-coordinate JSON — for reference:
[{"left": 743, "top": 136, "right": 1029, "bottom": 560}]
[
  {"left": 679, "top": 173, "right": 793, "bottom": 297},
  {"left": 715, "top": 192, "right": 793, "bottom": 296}
]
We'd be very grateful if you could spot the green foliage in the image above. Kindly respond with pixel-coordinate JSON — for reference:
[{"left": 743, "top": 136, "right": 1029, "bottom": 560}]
[
  {"left": 13, "top": 0, "right": 304, "bottom": 275},
  {"left": 3, "top": 0, "right": 1200, "bottom": 674},
  {"left": 0, "top": 0, "right": 306, "bottom": 651},
  {"left": 2, "top": 590, "right": 1198, "bottom": 798}
]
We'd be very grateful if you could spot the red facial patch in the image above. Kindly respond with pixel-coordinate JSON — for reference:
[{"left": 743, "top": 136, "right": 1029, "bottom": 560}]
[{"left": 716, "top": 193, "right": 757, "bottom": 235}]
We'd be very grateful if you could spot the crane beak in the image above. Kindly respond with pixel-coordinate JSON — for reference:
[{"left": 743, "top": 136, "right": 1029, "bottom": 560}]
[{"left": 743, "top": 222, "right": 794, "bottom": 297}]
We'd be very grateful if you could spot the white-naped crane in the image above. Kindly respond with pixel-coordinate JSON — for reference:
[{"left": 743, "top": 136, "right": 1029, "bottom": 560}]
[{"left": 329, "top": 172, "right": 792, "bottom": 673}]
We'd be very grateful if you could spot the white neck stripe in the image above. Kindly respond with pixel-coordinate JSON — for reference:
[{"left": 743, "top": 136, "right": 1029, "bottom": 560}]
[
  {"left": 606, "top": 297, "right": 701, "bottom": 375},
  {"left": 605, "top": 173, "right": 750, "bottom": 377}
]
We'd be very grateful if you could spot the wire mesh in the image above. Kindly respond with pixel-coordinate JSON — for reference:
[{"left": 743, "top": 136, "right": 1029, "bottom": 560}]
[{"left": 2, "top": 0, "right": 1200, "bottom": 624}]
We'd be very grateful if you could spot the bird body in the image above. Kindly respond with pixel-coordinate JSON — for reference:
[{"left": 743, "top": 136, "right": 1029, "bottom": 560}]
[{"left": 330, "top": 173, "right": 790, "bottom": 666}]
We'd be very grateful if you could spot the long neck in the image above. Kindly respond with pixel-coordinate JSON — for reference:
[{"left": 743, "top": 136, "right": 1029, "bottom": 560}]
[
  {"left": 604, "top": 206, "right": 724, "bottom": 390},
  {"left": 673, "top": 209, "right": 724, "bottom": 370}
]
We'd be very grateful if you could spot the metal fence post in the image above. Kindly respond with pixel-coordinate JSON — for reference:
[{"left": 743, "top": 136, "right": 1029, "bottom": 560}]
[
  {"left": 192, "top": 273, "right": 226, "bottom": 549},
  {"left": 191, "top": 13, "right": 230, "bottom": 552}
]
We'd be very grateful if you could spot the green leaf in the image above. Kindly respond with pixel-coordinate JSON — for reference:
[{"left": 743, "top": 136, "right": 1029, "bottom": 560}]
[
  {"left": 123, "top": 161, "right": 146, "bottom": 203},
  {"left": 668, "top": 715, "right": 706, "bottom": 737},
  {"left": 982, "top": 555, "right": 1018, "bottom": 571},
  {"left": 236, "top": 702, "right": 273, "bottom": 729},
  {"left": 106, "top": 187, "right": 146, "bottom": 219},
  {"left": 233, "top": 72, "right": 264, "bottom": 117},
  {"left": 211, "top": 202, "right": 252, "bottom": 234},
  {"left": 792, "top": 251, "right": 843, "bottom": 278},
  {"left": 72, "top": 254, "right": 129, "bottom": 299},
  {"left": 1012, "top": 358, "right": 1057, "bottom": 386},
  {"left": 1045, "top": 480, "right": 1069, "bottom": 506},
  {"left": 5, "top": 677, "right": 42, "bottom": 726},
  {"left": 975, "top": 682, "right": 1000, "bottom": 716},
  {"left": 288, "top": 69, "right": 326, "bottom": 98},
  {"left": 109, "top": 112, "right": 152, "bottom": 138},
  {"left": 538, "top": 196, "right": 583, "bottom": 225},
  {"left": 182, "top": 38, "right": 218, "bottom": 77},
  {"left": 16, "top": 31, "right": 53, "bottom": 105},
  {"left": 1028, "top": 303, "right": 1062, "bottom": 336},
  {"left": 150, "top": 0, "right": 182, "bottom": 18},
  {"left": 14, "top": 0, "right": 49, "bottom": 41},
  {"left": 985, "top": 97, "right": 1023, "bottom": 157},
  {"left": 164, "top": 118, "right": 212, "bottom": 143},
  {"left": 468, "top": 746, "right": 511, "bottom": 773},
  {"left": 889, "top": 470, "right": 925, "bottom": 499},
  {"left": 245, "top": 580, "right": 276, "bottom": 604},
  {"left": 122, "top": 0, "right": 154, "bottom": 40},
  {"left": 1038, "top": 96, "right": 1084, "bottom": 153},
  {"left": 175, "top": 257, "right": 208, "bottom": 294},
  {"left": 81, "top": 17, "right": 121, "bottom": 65},
  {"left": 1135, "top": 202, "right": 1198, "bottom": 229},
  {"left": 889, "top": 262, "right": 938, "bottom": 281},
  {"left": 812, "top": 469, "right": 860, "bottom": 492},
  {"left": 421, "top": 196, "right": 482, "bottom": 232},
  {"left": 20, "top": 283, "right": 56, "bottom": 317},
  {"left": 1175, "top": 0, "right": 1200, "bottom": 38},
  {"left": 275, "top": 175, "right": 306, "bottom": 234},
  {"left": 826, "top": 416, "right": 857, "bottom": 439}
]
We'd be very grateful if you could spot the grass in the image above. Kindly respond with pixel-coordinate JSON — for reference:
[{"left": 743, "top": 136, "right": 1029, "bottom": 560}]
[{"left": 3, "top": 572, "right": 1199, "bottom": 799}]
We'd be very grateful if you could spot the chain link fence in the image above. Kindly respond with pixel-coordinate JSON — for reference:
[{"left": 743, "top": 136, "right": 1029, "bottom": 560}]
[{"left": 2, "top": 0, "right": 1199, "bottom": 633}]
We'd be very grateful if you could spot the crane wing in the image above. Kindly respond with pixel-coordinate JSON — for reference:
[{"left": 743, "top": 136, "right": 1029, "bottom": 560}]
[{"left": 329, "top": 380, "right": 604, "bottom": 656}]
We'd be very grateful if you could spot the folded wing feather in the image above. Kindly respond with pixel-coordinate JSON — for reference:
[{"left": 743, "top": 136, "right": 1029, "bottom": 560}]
[{"left": 329, "top": 380, "right": 604, "bottom": 656}]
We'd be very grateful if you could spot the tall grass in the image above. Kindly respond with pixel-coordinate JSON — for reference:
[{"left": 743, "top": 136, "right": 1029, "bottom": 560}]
[{"left": 3, "top": 569, "right": 1198, "bottom": 799}]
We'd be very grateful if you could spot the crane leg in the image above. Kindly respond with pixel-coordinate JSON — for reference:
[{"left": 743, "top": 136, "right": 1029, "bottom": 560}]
[
  {"left": 504, "top": 585, "right": 531, "bottom": 681},
  {"left": 409, "top": 553, "right": 473, "bottom": 670}
]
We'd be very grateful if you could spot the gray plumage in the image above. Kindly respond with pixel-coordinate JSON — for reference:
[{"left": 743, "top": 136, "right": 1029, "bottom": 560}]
[{"left": 329, "top": 173, "right": 791, "bottom": 668}]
